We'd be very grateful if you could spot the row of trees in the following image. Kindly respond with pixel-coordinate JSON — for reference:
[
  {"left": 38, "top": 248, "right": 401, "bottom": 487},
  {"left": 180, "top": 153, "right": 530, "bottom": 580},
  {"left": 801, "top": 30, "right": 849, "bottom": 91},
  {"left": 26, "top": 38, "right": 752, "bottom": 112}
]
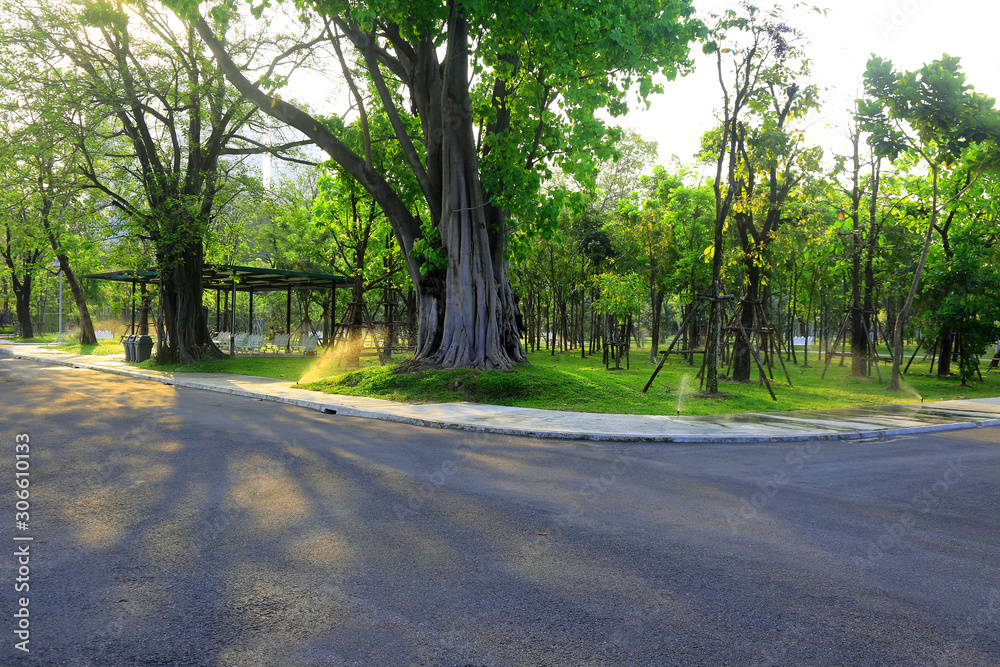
[
  {"left": 513, "top": 5, "right": 1000, "bottom": 390},
  {"left": 2, "top": 0, "right": 999, "bottom": 392}
]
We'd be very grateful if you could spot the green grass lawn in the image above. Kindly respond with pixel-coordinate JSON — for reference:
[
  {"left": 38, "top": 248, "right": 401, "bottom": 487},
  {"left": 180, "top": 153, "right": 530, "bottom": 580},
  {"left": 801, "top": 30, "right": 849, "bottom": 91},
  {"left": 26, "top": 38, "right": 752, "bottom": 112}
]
[
  {"left": 46, "top": 339, "right": 127, "bottom": 356},
  {"left": 132, "top": 352, "right": 384, "bottom": 381},
  {"left": 34, "top": 336, "right": 1000, "bottom": 415},
  {"left": 2, "top": 332, "right": 63, "bottom": 344},
  {"left": 301, "top": 346, "right": 1000, "bottom": 415},
  {"left": 134, "top": 355, "right": 316, "bottom": 380}
]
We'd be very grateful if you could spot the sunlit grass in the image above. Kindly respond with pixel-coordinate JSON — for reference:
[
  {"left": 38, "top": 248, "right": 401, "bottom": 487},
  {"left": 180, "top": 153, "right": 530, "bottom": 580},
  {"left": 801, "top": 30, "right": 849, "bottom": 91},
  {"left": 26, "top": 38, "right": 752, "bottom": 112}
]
[
  {"left": 4, "top": 332, "right": 62, "bottom": 344},
  {"left": 32, "top": 334, "right": 1000, "bottom": 415},
  {"left": 300, "top": 346, "right": 1000, "bottom": 416},
  {"left": 134, "top": 350, "right": 385, "bottom": 381},
  {"left": 48, "top": 339, "right": 125, "bottom": 356}
]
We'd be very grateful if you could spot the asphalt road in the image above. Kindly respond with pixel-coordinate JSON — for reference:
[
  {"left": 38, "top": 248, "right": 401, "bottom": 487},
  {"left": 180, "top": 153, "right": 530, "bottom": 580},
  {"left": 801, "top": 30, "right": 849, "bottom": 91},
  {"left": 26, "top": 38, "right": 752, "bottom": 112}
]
[{"left": 0, "top": 356, "right": 998, "bottom": 667}]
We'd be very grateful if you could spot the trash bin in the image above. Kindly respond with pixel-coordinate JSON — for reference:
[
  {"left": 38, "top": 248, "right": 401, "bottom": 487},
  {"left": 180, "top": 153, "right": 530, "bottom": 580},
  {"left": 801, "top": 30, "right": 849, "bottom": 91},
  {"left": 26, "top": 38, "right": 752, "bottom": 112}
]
[
  {"left": 135, "top": 335, "right": 153, "bottom": 362},
  {"left": 124, "top": 335, "right": 136, "bottom": 362}
]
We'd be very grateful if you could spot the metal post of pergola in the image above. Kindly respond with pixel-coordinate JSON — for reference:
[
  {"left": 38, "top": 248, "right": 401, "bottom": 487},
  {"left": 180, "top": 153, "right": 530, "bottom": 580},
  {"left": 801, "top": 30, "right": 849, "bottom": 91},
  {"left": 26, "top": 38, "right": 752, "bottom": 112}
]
[
  {"left": 130, "top": 281, "right": 136, "bottom": 336},
  {"left": 286, "top": 286, "right": 292, "bottom": 352},
  {"left": 248, "top": 286, "right": 254, "bottom": 334},
  {"left": 331, "top": 283, "right": 337, "bottom": 347},
  {"left": 230, "top": 276, "right": 236, "bottom": 354}
]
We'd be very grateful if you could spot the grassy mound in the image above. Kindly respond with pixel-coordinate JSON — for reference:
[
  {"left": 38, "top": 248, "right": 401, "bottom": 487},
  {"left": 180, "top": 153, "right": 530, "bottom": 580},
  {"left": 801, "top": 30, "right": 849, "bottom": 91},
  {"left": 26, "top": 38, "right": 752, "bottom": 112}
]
[{"left": 306, "top": 364, "right": 547, "bottom": 405}]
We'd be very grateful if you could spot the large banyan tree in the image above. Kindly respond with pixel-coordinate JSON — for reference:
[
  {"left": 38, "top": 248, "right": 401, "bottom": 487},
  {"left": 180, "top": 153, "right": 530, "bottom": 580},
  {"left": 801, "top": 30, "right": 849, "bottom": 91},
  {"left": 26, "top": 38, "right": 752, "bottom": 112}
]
[{"left": 186, "top": 0, "right": 703, "bottom": 369}]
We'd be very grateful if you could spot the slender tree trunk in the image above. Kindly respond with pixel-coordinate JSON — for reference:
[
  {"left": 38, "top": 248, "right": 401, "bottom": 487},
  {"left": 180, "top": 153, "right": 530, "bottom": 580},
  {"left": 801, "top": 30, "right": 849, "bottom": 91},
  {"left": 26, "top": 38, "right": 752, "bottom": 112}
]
[
  {"left": 345, "top": 270, "right": 366, "bottom": 366},
  {"left": 49, "top": 255, "right": 97, "bottom": 345},
  {"left": 649, "top": 288, "right": 662, "bottom": 363},
  {"left": 850, "top": 257, "right": 868, "bottom": 377},
  {"left": 732, "top": 263, "right": 759, "bottom": 382},
  {"left": 889, "top": 170, "right": 939, "bottom": 391},
  {"left": 38, "top": 182, "right": 97, "bottom": 345}
]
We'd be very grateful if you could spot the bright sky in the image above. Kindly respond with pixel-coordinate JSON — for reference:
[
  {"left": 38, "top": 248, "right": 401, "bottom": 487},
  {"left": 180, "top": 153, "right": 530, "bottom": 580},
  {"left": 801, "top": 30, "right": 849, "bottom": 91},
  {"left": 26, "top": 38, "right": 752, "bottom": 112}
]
[{"left": 624, "top": 0, "right": 1000, "bottom": 166}]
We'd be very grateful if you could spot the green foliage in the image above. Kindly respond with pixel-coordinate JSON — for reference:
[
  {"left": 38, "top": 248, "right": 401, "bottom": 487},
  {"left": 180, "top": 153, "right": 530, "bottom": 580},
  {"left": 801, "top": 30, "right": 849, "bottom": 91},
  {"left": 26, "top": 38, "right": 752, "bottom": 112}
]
[
  {"left": 410, "top": 222, "right": 448, "bottom": 275},
  {"left": 859, "top": 55, "right": 1000, "bottom": 164},
  {"left": 593, "top": 272, "right": 644, "bottom": 322},
  {"left": 924, "top": 228, "right": 1000, "bottom": 383}
]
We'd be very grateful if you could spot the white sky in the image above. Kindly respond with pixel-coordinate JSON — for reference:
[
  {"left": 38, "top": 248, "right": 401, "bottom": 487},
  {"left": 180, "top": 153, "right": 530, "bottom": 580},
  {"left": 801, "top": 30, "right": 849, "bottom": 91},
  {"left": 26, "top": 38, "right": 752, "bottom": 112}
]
[{"left": 623, "top": 0, "right": 1000, "bottom": 166}]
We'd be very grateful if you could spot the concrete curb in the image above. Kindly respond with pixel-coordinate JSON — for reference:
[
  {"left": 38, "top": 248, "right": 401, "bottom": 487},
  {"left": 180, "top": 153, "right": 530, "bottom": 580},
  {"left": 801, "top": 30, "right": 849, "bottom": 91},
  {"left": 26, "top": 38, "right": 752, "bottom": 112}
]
[{"left": 4, "top": 345, "right": 1000, "bottom": 443}]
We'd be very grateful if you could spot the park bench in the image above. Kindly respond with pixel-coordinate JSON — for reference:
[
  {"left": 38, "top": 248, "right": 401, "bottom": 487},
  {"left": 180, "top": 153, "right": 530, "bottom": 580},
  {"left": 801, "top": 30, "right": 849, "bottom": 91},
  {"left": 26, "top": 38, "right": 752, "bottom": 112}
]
[
  {"left": 264, "top": 333, "right": 291, "bottom": 354},
  {"left": 232, "top": 333, "right": 249, "bottom": 354},
  {"left": 247, "top": 333, "right": 265, "bottom": 355}
]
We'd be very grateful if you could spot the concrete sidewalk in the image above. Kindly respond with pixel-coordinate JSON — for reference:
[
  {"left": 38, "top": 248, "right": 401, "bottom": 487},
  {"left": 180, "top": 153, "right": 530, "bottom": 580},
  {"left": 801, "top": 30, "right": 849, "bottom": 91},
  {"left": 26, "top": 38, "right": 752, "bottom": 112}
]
[{"left": 4, "top": 342, "right": 1000, "bottom": 442}]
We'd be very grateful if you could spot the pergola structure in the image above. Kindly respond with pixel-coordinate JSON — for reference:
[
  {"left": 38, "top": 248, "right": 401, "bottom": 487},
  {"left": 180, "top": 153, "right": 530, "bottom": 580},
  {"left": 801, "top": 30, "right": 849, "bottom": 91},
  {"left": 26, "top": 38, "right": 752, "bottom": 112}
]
[{"left": 81, "top": 264, "right": 355, "bottom": 342}]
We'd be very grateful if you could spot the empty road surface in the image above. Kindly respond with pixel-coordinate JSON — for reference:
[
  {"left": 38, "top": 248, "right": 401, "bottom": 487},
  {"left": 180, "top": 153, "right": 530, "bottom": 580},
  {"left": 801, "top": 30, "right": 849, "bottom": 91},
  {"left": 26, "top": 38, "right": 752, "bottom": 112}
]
[{"left": 1, "top": 356, "right": 998, "bottom": 666}]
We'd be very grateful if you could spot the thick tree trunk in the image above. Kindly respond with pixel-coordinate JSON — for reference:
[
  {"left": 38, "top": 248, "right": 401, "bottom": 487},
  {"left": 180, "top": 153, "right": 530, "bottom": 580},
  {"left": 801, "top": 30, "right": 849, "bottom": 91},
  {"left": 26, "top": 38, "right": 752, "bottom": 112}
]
[
  {"left": 405, "top": 286, "right": 416, "bottom": 349},
  {"left": 412, "top": 13, "right": 524, "bottom": 371},
  {"left": 937, "top": 332, "right": 953, "bottom": 377},
  {"left": 158, "top": 240, "right": 224, "bottom": 364},
  {"left": 194, "top": 12, "right": 526, "bottom": 372},
  {"left": 14, "top": 284, "right": 33, "bottom": 340}
]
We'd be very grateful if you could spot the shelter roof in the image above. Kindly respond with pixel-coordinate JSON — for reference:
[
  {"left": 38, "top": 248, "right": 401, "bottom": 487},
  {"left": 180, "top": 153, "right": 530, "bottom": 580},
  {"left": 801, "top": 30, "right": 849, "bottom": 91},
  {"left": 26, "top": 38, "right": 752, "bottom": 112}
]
[{"left": 81, "top": 264, "right": 353, "bottom": 292}]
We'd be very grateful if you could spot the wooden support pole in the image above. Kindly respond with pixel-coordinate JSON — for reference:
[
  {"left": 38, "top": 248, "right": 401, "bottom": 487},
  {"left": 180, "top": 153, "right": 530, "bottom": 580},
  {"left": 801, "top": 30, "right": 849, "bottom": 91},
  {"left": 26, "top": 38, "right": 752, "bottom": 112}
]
[
  {"left": 248, "top": 287, "right": 254, "bottom": 334},
  {"left": 724, "top": 296, "right": 777, "bottom": 401},
  {"left": 230, "top": 278, "right": 236, "bottom": 355},
  {"left": 821, "top": 310, "right": 851, "bottom": 379},
  {"left": 861, "top": 311, "right": 883, "bottom": 382},
  {"left": 642, "top": 293, "right": 706, "bottom": 393},
  {"left": 904, "top": 337, "right": 928, "bottom": 374},
  {"left": 130, "top": 281, "right": 136, "bottom": 336}
]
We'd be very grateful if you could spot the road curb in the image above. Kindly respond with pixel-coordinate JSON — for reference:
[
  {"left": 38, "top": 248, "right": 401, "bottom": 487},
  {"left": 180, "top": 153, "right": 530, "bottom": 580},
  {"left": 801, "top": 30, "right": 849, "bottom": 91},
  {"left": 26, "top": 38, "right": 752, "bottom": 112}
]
[{"left": 4, "top": 346, "right": 1000, "bottom": 443}]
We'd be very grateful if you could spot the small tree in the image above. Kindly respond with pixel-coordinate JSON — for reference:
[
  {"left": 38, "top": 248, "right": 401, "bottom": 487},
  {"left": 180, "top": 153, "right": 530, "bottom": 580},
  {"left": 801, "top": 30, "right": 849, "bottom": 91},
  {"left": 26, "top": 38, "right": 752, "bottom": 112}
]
[
  {"left": 858, "top": 55, "right": 1000, "bottom": 390},
  {"left": 593, "top": 271, "right": 644, "bottom": 370}
]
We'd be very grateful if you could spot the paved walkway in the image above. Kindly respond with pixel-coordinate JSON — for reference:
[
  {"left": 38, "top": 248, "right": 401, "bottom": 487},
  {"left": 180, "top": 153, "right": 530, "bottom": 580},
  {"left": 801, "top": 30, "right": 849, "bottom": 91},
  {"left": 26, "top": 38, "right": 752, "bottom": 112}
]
[{"left": 4, "top": 342, "right": 1000, "bottom": 442}]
